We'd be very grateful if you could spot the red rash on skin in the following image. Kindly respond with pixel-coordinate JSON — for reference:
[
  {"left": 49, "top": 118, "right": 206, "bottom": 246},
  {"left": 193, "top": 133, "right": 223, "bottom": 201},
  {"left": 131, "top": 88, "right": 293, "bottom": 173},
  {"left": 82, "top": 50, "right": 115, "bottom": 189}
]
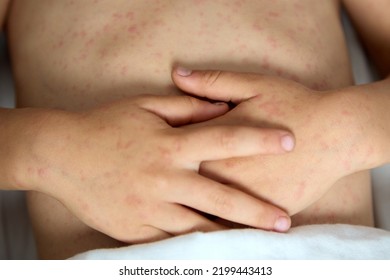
[
  {"left": 121, "top": 66, "right": 128, "bottom": 76},
  {"left": 37, "top": 168, "right": 47, "bottom": 178},
  {"left": 341, "top": 110, "right": 352, "bottom": 116},
  {"left": 268, "top": 11, "right": 280, "bottom": 18},
  {"left": 319, "top": 141, "right": 330, "bottom": 151},
  {"left": 261, "top": 55, "right": 270, "bottom": 70},
  {"left": 267, "top": 36, "right": 278, "bottom": 49},
  {"left": 224, "top": 160, "right": 237, "bottom": 169},
  {"left": 252, "top": 23, "right": 263, "bottom": 32},
  {"left": 124, "top": 194, "right": 143, "bottom": 207},
  {"left": 127, "top": 25, "right": 139, "bottom": 34}
]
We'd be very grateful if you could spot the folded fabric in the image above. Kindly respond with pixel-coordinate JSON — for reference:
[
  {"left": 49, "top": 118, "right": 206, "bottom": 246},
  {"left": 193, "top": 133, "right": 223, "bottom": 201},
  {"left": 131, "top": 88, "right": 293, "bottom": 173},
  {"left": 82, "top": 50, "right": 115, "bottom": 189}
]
[{"left": 71, "top": 224, "right": 390, "bottom": 260}]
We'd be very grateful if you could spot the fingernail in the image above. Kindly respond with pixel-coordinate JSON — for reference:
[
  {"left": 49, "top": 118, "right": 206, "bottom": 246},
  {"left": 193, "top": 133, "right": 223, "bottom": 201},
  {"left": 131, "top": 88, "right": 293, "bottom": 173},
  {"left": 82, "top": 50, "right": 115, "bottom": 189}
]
[
  {"left": 274, "top": 216, "right": 291, "bottom": 232},
  {"left": 176, "top": 66, "right": 192, "bottom": 77},
  {"left": 281, "top": 134, "right": 295, "bottom": 152},
  {"left": 212, "top": 102, "right": 227, "bottom": 106}
]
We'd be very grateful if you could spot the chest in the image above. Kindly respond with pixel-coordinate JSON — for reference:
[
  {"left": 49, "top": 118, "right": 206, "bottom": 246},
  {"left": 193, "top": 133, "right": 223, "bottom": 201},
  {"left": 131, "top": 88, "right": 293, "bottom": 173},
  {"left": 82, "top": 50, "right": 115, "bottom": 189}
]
[{"left": 7, "top": 0, "right": 350, "bottom": 109}]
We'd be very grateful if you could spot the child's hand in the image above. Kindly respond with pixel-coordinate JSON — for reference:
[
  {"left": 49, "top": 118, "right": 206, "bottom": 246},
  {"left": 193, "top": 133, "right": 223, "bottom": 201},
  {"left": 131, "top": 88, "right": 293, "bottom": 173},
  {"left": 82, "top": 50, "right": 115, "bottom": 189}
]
[
  {"left": 24, "top": 94, "right": 293, "bottom": 243},
  {"left": 173, "top": 68, "right": 376, "bottom": 216}
]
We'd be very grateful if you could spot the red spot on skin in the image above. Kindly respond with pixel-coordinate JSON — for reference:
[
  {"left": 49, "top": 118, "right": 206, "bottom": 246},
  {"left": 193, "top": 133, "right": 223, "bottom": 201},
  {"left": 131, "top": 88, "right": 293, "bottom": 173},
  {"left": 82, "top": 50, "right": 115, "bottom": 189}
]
[
  {"left": 234, "top": 0, "right": 244, "bottom": 8},
  {"left": 252, "top": 23, "right": 263, "bottom": 32},
  {"left": 153, "top": 19, "right": 166, "bottom": 27},
  {"left": 268, "top": 11, "right": 280, "bottom": 18},
  {"left": 320, "top": 141, "right": 329, "bottom": 151},
  {"left": 262, "top": 55, "right": 270, "bottom": 70},
  {"left": 80, "top": 30, "right": 87, "bottom": 38},
  {"left": 341, "top": 110, "right": 352, "bottom": 116},
  {"left": 117, "top": 140, "right": 134, "bottom": 150},
  {"left": 112, "top": 12, "right": 124, "bottom": 19},
  {"left": 267, "top": 35, "right": 278, "bottom": 49},
  {"left": 79, "top": 52, "right": 87, "bottom": 60},
  {"left": 152, "top": 52, "right": 163, "bottom": 59},
  {"left": 224, "top": 160, "right": 237, "bottom": 168},
  {"left": 37, "top": 168, "right": 47, "bottom": 178},
  {"left": 103, "top": 23, "right": 111, "bottom": 32},
  {"left": 128, "top": 25, "right": 139, "bottom": 34},
  {"left": 275, "top": 68, "right": 284, "bottom": 76},
  {"left": 85, "top": 38, "right": 95, "bottom": 47},
  {"left": 121, "top": 65, "right": 128, "bottom": 76},
  {"left": 289, "top": 74, "right": 300, "bottom": 83},
  {"left": 124, "top": 194, "right": 143, "bottom": 207},
  {"left": 126, "top": 11, "right": 134, "bottom": 19}
]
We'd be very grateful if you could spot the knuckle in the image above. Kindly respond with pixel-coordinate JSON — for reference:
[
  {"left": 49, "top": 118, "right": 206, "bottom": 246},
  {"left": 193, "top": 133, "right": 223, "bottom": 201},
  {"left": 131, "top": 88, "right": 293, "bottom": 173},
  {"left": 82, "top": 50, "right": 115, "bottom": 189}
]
[
  {"left": 211, "top": 189, "right": 234, "bottom": 216},
  {"left": 152, "top": 172, "right": 171, "bottom": 192},
  {"left": 218, "top": 129, "right": 237, "bottom": 151},
  {"left": 166, "top": 130, "right": 187, "bottom": 156},
  {"left": 181, "top": 96, "right": 199, "bottom": 121},
  {"left": 201, "top": 71, "right": 222, "bottom": 89}
]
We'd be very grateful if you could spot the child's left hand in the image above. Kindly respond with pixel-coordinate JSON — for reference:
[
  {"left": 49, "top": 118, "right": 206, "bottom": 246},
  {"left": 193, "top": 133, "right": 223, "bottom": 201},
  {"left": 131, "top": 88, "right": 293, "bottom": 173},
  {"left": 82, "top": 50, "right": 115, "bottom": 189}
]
[{"left": 172, "top": 68, "right": 378, "bottom": 216}]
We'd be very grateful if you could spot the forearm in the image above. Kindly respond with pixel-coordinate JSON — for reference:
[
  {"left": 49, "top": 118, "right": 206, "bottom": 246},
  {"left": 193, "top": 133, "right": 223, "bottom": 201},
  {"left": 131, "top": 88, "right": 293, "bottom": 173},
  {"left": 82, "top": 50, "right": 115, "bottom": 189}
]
[{"left": 338, "top": 77, "right": 390, "bottom": 169}]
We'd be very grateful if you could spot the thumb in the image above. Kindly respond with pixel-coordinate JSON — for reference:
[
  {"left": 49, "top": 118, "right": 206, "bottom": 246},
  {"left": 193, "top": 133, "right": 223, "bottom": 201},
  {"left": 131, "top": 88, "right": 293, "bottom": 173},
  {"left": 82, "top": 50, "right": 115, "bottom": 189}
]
[
  {"left": 172, "top": 67, "right": 261, "bottom": 104},
  {"left": 136, "top": 95, "right": 229, "bottom": 127}
]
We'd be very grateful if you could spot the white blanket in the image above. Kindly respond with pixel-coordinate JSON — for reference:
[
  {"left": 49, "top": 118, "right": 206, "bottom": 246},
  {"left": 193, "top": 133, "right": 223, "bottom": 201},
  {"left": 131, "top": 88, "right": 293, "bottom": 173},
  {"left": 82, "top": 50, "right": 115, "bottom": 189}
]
[{"left": 71, "top": 224, "right": 390, "bottom": 260}]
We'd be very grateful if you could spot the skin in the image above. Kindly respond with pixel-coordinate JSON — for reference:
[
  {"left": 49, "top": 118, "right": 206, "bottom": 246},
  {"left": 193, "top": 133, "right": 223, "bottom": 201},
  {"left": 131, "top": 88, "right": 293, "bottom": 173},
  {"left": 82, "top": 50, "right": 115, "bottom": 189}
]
[
  {"left": 0, "top": 0, "right": 299, "bottom": 258},
  {"left": 172, "top": 69, "right": 382, "bottom": 224},
  {"left": 1, "top": 0, "right": 389, "bottom": 258}
]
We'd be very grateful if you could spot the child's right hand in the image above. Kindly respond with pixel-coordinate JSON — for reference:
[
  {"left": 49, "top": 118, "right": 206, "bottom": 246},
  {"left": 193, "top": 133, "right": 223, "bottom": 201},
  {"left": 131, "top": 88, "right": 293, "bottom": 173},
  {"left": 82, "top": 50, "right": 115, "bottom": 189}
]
[{"left": 22, "top": 95, "right": 293, "bottom": 243}]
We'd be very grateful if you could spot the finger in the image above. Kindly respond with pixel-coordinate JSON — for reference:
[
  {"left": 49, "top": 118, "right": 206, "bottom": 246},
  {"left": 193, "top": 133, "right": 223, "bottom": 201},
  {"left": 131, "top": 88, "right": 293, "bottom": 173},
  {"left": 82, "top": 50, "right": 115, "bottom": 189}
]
[
  {"left": 174, "top": 125, "right": 295, "bottom": 162},
  {"left": 172, "top": 67, "right": 263, "bottom": 104},
  {"left": 136, "top": 95, "right": 229, "bottom": 126},
  {"left": 170, "top": 172, "right": 291, "bottom": 232},
  {"left": 154, "top": 203, "right": 227, "bottom": 235},
  {"left": 118, "top": 225, "right": 172, "bottom": 244}
]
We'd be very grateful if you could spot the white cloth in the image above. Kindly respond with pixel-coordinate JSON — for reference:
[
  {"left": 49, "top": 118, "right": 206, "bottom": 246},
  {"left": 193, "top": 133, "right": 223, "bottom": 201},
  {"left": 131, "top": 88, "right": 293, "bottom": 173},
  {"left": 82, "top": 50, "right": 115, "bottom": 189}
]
[{"left": 71, "top": 224, "right": 390, "bottom": 260}]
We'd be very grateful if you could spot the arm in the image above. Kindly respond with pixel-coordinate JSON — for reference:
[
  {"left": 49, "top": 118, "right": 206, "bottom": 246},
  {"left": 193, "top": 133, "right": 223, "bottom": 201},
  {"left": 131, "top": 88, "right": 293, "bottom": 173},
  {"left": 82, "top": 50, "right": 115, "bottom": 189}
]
[
  {"left": 342, "top": 0, "right": 390, "bottom": 162},
  {"left": 0, "top": 0, "right": 9, "bottom": 31},
  {"left": 171, "top": 68, "right": 389, "bottom": 217},
  {"left": 1, "top": 95, "right": 294, "bottom": 240},
  {"left": 343, "top": 0, "right": 390, "bottom": 77}
]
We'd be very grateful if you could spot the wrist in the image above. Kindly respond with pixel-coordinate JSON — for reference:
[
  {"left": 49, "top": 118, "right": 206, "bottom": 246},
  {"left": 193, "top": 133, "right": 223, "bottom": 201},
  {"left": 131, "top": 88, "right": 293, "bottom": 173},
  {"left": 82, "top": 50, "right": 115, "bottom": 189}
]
[
  {"left": 0, "top": 108, "right": 46, "bottom": 190},
  {"left": 329, "top": 78, "right": 390, "bottom": 170},
  {"left": 3, "top": 108, "right": 77, "bottom": 192}
]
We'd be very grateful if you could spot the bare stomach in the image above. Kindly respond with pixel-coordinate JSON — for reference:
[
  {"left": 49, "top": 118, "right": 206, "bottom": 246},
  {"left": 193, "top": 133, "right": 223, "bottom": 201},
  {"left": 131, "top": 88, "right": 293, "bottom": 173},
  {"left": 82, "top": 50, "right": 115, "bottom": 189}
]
[{"left": 6, "top": 0, "right": 373, "bottom": 258}]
